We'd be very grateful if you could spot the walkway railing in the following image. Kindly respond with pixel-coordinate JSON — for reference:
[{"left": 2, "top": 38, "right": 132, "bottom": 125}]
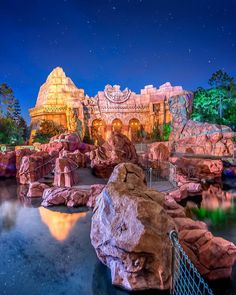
[{"left": 169, "top": 231, "right": 214, "bottom": 295}]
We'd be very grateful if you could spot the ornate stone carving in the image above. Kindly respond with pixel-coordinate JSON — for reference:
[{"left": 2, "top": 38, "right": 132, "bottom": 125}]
[{"left": 104, "top": 84, "right": 131, "bottom": 104}]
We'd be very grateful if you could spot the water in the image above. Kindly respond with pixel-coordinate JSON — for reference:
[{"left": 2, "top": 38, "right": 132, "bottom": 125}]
[
  {"left": 183, "top": 181, "right": 236, "bottom": 295},
  {"left": 1, "top": 177, "right": 236, "bottom": 295},
  {"left": 0, "top": 179, "right": 167, "bottom": 295}
]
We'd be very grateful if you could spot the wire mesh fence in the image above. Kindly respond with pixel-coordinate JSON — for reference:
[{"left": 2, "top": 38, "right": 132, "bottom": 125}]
[{"left": 169, "top": 231, "right": 214, "bottom": 295}]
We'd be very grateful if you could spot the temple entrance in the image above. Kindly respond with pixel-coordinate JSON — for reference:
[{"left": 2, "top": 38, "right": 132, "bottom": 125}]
[
  {"left": 112, "top": 118, "right": 123, "bottom": 132},
  {"left": 129, "top": 118, "right": 141, "bottom": 142},
  {"left": 91, "top": 119, "right": 106, "bottom": 145}
]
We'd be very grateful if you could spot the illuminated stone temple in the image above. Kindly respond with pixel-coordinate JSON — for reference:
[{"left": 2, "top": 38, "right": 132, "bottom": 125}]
[{"left": 29, "top": 67, "right": 191, "bottom": 142}]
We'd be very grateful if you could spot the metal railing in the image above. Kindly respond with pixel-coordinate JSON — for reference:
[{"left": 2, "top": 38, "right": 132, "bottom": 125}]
[
  {"left": 144, "top": 161, "right": 177, "bottom": 189},
  {"left": 169, "top": 231, "right": 214, "bottom": 295}
]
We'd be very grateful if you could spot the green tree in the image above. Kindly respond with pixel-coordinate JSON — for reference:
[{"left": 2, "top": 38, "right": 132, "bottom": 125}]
[
  {"left": 151, "top": 122, "right": 161, "bottom": 141},
  {"left": 0, "top": 117, "right": 24, "bottom": 144},
  {"left": 33, "top": 120, "right": 65, "bottom": 143},
  {"left": 208, "top": 70, "right": 234, "bottom": 88},
  {"left": 0, "top": 83, "right": 15, "bottom": 116},
  {"left": 162, "top": 123, "right": 171, "bottom": 141}
]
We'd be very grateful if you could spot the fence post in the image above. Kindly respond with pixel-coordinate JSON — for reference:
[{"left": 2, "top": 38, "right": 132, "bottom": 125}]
[{"left": 149, "top": 167, "right": 152, "bottom": 188}]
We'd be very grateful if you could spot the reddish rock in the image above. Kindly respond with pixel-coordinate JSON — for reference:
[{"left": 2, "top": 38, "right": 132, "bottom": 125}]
[
  {"left": 18, "top": 152, "right": 56, "bottom": 184},
  {"left": 179, "top": 229, "right": 236, "bottom": 280},
  {"left": 171, "top": 157, "right": 223, "bottom": 181},
  {"left": 27, "top": 182, "right": 50, "bottom": 197},
  {"left": 91, "top": 163, "right": 175, "bottom": 291},
  {"left": 201, "top": 184, "right": 234, "bottom": 210},
  {"left": 86, "top": 184, "right": 105, "bottom": 207},
  {"left": 59, "top": 149, "right": 86, "bottom": 168},
  {"left": 40, "top": 132, "right": 81, "bottom": 154},
  {"left": 168, "top": 94, "right": 234, "bottom": 157},
  {"left": 90, "top": 131, "right": 139, "bottom": 178},
  {"left": 42, "top": 187, "right": 89, "bottom": 207},
  {"left": 90, "top": 162, "right": 236, "bottom": 291},
  {"left": 148, "top": 142, "right": 170, "bottom": 161},
  {"left": 16, "top": 149, "right": 34, "bottom": 178},
  {"left": 53, "top": 156, "right": 79, "bottom": 187}
]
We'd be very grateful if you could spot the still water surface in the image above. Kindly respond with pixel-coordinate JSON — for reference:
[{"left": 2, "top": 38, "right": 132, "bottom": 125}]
[{"left": 0, "top": 178, "right": 236, "bottom": 295}]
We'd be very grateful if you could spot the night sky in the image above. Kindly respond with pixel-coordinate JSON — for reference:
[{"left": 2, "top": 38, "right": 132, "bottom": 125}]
[{"left": 0, "top": 0, "right": 236, "bottom": 122}]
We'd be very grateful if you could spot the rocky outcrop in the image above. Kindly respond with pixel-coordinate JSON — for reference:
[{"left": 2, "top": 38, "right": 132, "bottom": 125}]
[
  {"left": 41, "top": 184, "right": 105, "bottom": 207},
  {"left": 53, "top": 156, "right": 79, "bottom": 187},
  {"left": 165, "top": 195, "right": 236, "bottom": 281},
  {"left": 18, "top": 151, "right": 56, "bottom": 184},
  {"left": 168, "top": 95, "right": 234, "bottom": 156},
  {"left": 91, "top": 163, "right": 236, "bottom": 291},
  {"left": 91, "top": 163, "right": 175, "bottom": 291},
  {"left": 40, "top": 132, "right": 81, "bottom": 154},
  {"left": 90, "top": 131, "right": 139, "bottom": 178},
  {"left": 27, "top": 182, "right": 50, "bottom": 197},
  {"left": 15, "top": 149, "right": 34, "bottom": 179},
  {"left": 0, "top": 151, "right": 16, "bottom": 177}
]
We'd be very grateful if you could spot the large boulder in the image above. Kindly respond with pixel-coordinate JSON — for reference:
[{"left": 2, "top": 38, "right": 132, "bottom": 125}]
[
  {"left": 91, "top": 162, "right": 236, "bottom": 291},
  {"left": 0, "top": 151, "right": 16, "bottom": 177},
  {"left": 90, "top": 131, "right": 139, "bottom": 178},
  {"left": 91, "top": 163, "right": 175, "bottom": 291}
]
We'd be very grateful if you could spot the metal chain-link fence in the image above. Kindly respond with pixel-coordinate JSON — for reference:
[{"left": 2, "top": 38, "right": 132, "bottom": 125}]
[{"left": 169, "top": 231, "right": 214, "bottom": 295}]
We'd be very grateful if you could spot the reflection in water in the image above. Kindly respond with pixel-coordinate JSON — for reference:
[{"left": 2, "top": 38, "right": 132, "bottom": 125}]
[
  {"left": 0, "top": 201, "right": 19, "bottom": 233},
  {"left": 193, "top": 184, "right": 236, "bottom": 226},
  {"left": 39, "top": 207, "right": 87, "bottom": 241}
]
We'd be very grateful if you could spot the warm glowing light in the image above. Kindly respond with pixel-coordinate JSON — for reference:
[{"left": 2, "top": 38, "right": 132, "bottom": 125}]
[{"left": 39, "top": 207, "right": 87, "bottom": 241}]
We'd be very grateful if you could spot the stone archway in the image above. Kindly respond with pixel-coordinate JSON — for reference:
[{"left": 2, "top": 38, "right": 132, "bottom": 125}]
[
  {"left": 112, "top": 118, "right": 123, "bottom": 132},
  {"left": 128, "top": 118, "right": 141, "bottom": 142},
  {"left": 92, "top": 119, "right": 106, "bottom": 144}
]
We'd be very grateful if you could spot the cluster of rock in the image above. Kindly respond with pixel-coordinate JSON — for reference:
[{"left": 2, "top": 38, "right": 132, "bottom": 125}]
[
  {"left": 90, "top": 163, "right": 236, "bottom": 291},
  {"left": 90, "top": 131, "right": 139, "bottom": 178},
  {"left": 41, "top": 184, "right": 105, "bottom": 207},
  {"left": 168, "top": 95, "right": 234, "bottom": 156},
  {"left": 40, "top": 132, "right": 82, "bottom": 154}
]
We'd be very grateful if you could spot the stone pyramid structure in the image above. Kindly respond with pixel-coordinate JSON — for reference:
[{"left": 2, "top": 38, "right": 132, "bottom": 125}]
[{"left": 35, "top": 67, "right": 84, "bottom": 107}]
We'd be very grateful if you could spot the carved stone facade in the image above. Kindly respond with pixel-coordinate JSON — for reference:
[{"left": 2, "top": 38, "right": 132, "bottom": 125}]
[{"left": 29, "top": 67, "right": 192, "bottom": 142}]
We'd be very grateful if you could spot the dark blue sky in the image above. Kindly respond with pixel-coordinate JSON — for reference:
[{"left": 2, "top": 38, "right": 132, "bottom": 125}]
[{"left": 0, "top": 0, "right": 236, "bottom": 122}]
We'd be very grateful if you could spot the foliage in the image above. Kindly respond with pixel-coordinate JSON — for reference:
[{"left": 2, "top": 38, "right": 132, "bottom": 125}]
[
  {"left": 151, "top": 122, "right": 161, "bottom": 141},
  {"left": 0, "top": 83, "right": 16, "bottom": 116},
  {"left": 33, "top": 120, "right": 65, "bottom": 143},
  {"left": 0, "top": 117, "right": 24, "bottom": 144},
  {"left": 191, "top": 70, "right": 236, "bottom": 130},
  {"left": 137, "top": 124, "right": 147, "bottom": 140},
  {"left": 83, "top": 122, "right": 94, "bottom": 144},
  {"left": 162, "top": 123, "right": 171, "bottom": 141},
  {"left": 208, "top": 69, "right": 234, "bottom": 88}
]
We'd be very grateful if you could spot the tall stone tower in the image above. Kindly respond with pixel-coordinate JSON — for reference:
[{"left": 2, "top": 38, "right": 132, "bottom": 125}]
[{"left": 29, "top": 67, "right": 85, "bottom": 141}]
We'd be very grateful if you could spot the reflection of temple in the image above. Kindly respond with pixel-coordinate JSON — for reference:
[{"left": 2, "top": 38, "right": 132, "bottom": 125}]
[
  {"left": 29, "top": 67, "right": 191, "bottom": 142},
  {"left": 39, "top": 207, "right": 87, "bottom": 241}
]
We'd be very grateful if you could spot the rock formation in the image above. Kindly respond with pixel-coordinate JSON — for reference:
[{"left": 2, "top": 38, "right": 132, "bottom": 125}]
[
  {"left": 53, "top": 155, "right": 79, "bottom": 187},
  {"left": 91, "top": 163, "right": 236, "bottom": 291},
  {"left": 18, "top": 151, "right": 56, "bottom": 184},
  {"left": 168, "top": 94, "right": 234, "bottom": 156},
  {"left": 40, "top": 132, "right": 81, "bottom": 154},
  {"left": 27, "top": 182, "right": 50, "bottom": 197},
  {"left": 91, "top": 163, "right": 175, "bottom": 291},
  {"left": 90, "top": 131, "right": 139, "bottom": 178},
  {"left": 41, "top": 184, "right": 105, "bottom": 207}
]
